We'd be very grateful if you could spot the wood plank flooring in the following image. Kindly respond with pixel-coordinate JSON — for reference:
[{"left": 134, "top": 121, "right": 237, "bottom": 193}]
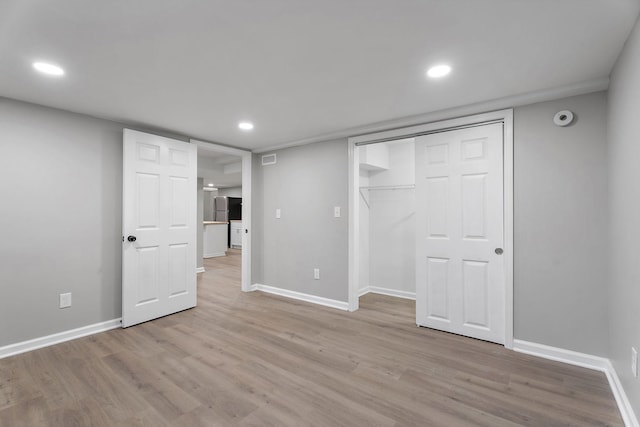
[{"left": 0, "top": 249, "right": 623, "bottom": 426}]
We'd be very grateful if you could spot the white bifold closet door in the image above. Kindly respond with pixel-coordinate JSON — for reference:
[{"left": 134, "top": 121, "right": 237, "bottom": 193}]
[
  {"left": 415, "top": 123, "right": 505, "bottom": 344},
  {"left": 122, "top": 129, "right": 197, "bottom": 328}
]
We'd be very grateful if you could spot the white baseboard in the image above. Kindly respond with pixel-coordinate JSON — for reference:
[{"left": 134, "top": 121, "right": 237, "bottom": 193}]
[
  {"left": 252, "top": 283, "right": 349, "bottom": 311},
  {"left": 513, "top": 339, "right": 638, "bottom": 427},
  {"left": 513, "top": 339, "right": 609, "bottom": 371},
  {"left": 358, "top": 286, "right": 370, "bottom": 297},
  {"left": 366, "top": 286, "right": 416, "bottom": 300},
  {"left": 204, "top": 252, "right": 226, "bottom": 258},
  {"left": 0, "top": 318, "right": 122, "bottom": 359},
  {"left": 604, "top": 359, "right": 639, "bottom": 427},
  {"left": 196, "top": 267, "right": 205, "bottom": 273}
]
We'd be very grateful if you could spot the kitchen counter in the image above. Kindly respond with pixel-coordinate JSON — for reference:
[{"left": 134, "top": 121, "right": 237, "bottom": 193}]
[{"left": 203, "top": 222, "right": 227, "bottom": 257}]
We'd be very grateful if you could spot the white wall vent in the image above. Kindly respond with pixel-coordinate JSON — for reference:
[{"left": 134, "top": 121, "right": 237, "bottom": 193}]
[{"left": 262, "top": 153, "right": 277, "bottom": 166}]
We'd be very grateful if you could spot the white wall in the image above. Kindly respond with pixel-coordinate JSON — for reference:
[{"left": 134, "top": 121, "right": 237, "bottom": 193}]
[
  {"left": 607, "top": 13, "right": 640, "bottom": 416},
  {"left": 218, "top": 186, "right": 242, "bottom": 197},
  {"left": 253, "top": 139, "right": 348, "bottom": 301},
  {"left": 362, "top": 140, "right": 416, "bottom": 296},
  {"left": 513, "top": 91, "right": 609, "bottom": 356},
  {"left": 368, "top": 140, "right": 415, "bottom": 188},
  {"left": 0, "top": 98, "right": 124, "bottom": 346}
]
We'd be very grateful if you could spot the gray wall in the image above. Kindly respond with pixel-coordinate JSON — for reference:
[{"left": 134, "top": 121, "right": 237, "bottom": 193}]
[
  {"left": 0, "top": 97, "right": 198, "bottom": 348},
  {"left": 252, "top": 139, "right": 349, "bottom": 301},
  {"left": 0, "top": 98, "right": 124, "bottom": 346},
  {"left": 197, "top": 178, "right": 204, "bottom": 269},
  {"left": 252, "top": 92, "right": 610, "bottom": 358},
  {"left": 252, "top": 93, "right": 610, "bottom": 354},
  {"left": 607, "top": 14, "right": 640, "bottom": 414},
  {"left": 513, "top": 92, "right": 609, "bottom": 356}
]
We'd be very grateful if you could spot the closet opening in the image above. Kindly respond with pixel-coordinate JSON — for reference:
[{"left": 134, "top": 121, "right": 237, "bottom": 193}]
[{"left": 358, "top": 138, "right": 416, "bottom": 310}]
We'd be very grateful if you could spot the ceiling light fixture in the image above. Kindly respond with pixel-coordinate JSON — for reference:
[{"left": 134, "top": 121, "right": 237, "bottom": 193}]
[
  {"left": 426, "top": 64, "right": 451, "bottom": 78},
  {"left": 208, "top": 183, "right": 214, "bottom": 187},
  {"left": 33, "top": 61, "right": 65, "bottom": 76},
  {"left": 238, "top": 121, "right": 254, "bottom": 131}
]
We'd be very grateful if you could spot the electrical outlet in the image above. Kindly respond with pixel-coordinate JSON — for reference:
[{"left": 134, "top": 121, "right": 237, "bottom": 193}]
[
  {"left": 314, "top": 268, "right": 320, "bottom": 280},
  {"left": 276, "top": 208, "right": 281, "bottom": 219},
  {"left": 632, "top": 347, "right": 638, "bottom": 378},
  {"left": 59, "top": 292, "right": 72, "bottom": 309},
  {"left": 334, "top": 206, "right": 341, "bottom": 218}
]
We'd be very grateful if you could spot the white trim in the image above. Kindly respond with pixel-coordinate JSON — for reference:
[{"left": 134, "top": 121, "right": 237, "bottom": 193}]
[
  {"left": 348, "top": 109, "right": 515, "bottom": 349},
  {"left": 606, "top": 360, "right": 640, "bottom": 427},
  {"left": 513, "top": 339, "right": 610, "bottom": 371},
  {"left": 360, "top": 286, "right": 416, "bottom": 300},
  {"left": 0, "top": 318, "right": 122, "bottom": 359},
  {"left": 203, "top": 251, "right": 226, "bottom": 258},
  {"left": 190, "top": 139, "right": 252, "bottom": 292},
  {"left": 348, "top": 140, "right": 360, "bottom": 312},
  {"left": 252, "top": 284, "right": 349, "bottom": 311},
  {"left": 513, "top": 340, "right": 638, "bottom": 427},
  {"left": 503, "top": 110, "right": 514, "bottom": 350},
  {"left": 196, "top": 267, "right": 205, "bottom": 273},
  {"left": 350, "top": 110, "right": 510, "bottom": 145},
  {"left": 255, "top": 78, "right": 608, "bottom": 153}
]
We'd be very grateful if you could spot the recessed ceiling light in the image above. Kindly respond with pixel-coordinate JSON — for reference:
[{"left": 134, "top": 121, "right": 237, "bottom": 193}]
[
  {"left": 208, "top": 183, "right": 214, "bottom": 187},
  {"left": 33, "top": 62, "right": 65, "bottom": 76},
  {"left": 426, "top": 64, "right": 451, "bottom": 78},
  {"left": 238, "top": 121, "right": 254, "bottom": 131}
]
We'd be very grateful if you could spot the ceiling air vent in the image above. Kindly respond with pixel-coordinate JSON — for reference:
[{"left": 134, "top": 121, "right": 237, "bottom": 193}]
[{"left": 262, "top": 153, "right": 277, "bottom": 166}]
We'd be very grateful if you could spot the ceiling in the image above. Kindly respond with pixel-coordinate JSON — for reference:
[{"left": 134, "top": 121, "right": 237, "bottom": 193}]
[
  {"left": 1, "top": 0, "right": 638, "bottom": 151},
  {"left": 197, "top": 143, "right": 242, "bottom": 188}
]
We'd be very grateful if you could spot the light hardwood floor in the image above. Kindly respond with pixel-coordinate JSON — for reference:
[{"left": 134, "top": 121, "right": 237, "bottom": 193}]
[{"left": 0, "top": 249, "right": 623, "bottom": 426}]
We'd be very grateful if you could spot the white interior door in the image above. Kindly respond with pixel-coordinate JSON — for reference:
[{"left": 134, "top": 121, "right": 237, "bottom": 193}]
[
  {"left": 122, "top": 129, "right": 197, "bottom": 327},
  {"left": 415, "top": 123, "right": 505, "bottom": 344}
]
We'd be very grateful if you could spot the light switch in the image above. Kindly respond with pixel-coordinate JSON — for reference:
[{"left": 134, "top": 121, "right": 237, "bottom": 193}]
[
  {"left": 334, "top": 206, "right": 341, "bottom": 218},
  {"left": 276, "top": 209, "right": 281, "bottom": 219},
  {"left": 59, "top": 292, "right": 72, "bottom": 309}
]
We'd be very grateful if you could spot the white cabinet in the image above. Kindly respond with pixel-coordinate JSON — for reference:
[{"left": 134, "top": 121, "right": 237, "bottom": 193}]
[{"left": 230, "top": 221, "right": 243, "bottom": 248}]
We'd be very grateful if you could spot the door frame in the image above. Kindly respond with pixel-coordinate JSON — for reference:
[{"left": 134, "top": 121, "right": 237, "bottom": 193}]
[
  {"left": 347, "top": 109, "right": 514, "bottom": 349},
  {"left": 190, "top": 139, "right": 252, "bottom": 293}
]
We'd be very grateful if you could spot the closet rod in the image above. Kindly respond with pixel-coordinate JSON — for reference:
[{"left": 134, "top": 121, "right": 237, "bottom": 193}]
[
  {"left": 360, "top": 184, "right": 415, "bottom": 191},
  {"left": 354, "top": 119, "right": 503, "bottom": 146}
]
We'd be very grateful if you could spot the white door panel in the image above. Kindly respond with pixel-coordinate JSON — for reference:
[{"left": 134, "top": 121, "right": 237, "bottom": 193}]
[
  {"left": 123, "top": 129, "right": 197, "bottom": 328},
  {"left": 416, "top": 123, "right": 504, "bottom": 344}
]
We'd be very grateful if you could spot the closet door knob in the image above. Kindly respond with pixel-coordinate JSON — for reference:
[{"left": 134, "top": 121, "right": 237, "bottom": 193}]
[
  {"left": 127, "top": 235, "right": 137, "bottom": 242},
  {"left": 495, "top": 248, "right": 503, "bottom": 255}
]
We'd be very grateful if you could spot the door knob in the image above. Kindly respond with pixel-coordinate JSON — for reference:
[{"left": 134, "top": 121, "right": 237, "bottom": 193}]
[
  {"left": 127, "top": 235, "right": 137, "bottom": 242},
  {"left": 495, "top": 248, "right": 503, "bottom": 255}
]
